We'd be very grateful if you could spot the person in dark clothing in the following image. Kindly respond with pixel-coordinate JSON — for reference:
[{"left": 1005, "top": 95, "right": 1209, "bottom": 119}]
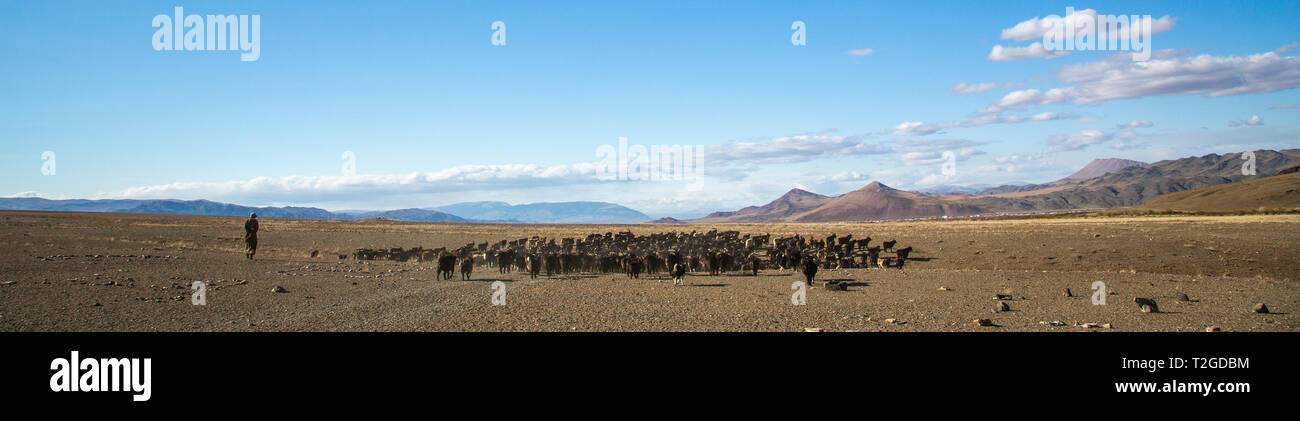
[{"left": 244, "top": 213, "right": 259, "bottom": 260}]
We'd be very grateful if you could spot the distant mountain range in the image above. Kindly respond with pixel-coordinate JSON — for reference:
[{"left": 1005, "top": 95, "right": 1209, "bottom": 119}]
[
  {"left": 0, "top": 198, "right": 467, "bottom": 222},
  {"left": 7, "top": 150, "right": 1296, "bottom": 224},
  {"left": 694, "top": 149, "right": 1300, "bottom": 222},
  {"left": 0, "top": 197, "right": 656, "bottom": 224},
  {"left": 975, "top": 157, "right": 1147, "bottom": 195},
  {"left": 696, "top": 188, "right": 831, "bottom": 223},
  {"left": 430, "top": 201, "right": 651, "bottom": 223}
]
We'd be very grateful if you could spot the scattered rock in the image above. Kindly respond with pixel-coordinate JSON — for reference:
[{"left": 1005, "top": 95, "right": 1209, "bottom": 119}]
[
  {"left": 0, "top": 281, "right": 16, "bottom": 286},
  {"left": 1134, "top": 297, "right": 1159, "bottom": 313},
  {"left": 974, "top": 318, "right": 996, "bottom": 327},
  {"left": 804, "top": 328, "right": 824, "bottom": 332},
  {"left": 92, "top": 302, "right": 101, "bottom": 307},
  {"left": 996, "top": 302, "right": 1010, "bottom": 312},
  {"left": 995, "top": 294, "right": 1013, "bottom": 300},
  {"left": 1206, "top": 326, "right": 1222, "bottom": 332},
  {"left": 1253, "top": 303, "right": 1270, "bottom": 314},
  {"left": 1080, "top": 323, "right": 1100, "bottom": 329},
  {"left": 1063, "top": 288, "right": 1073, "bottom": 297},
  {"left": 271, "top": 286, "right": 287, "bottom": 293},
  {"left": 1175, "top": 292, "right": 1191, "bottom": 302},
  {"left": 938, "top": 286, "right": 951, "bottom": 291},
  {"left": 1041, "top": 320, "right": 1067, "bottom": 326},
  {"left": 1102, "top": 323, "right": 1113, "bottom": 329}
]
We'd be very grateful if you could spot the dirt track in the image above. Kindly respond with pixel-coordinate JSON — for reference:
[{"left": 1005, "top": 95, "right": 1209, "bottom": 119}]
[{"left": 0, "top": 210, "right": 1296, "bottom": 332}]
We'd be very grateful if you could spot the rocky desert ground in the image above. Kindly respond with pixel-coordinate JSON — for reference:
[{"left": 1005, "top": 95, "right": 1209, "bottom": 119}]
[{"left": 0, "top": 210, "right": 1296, "bottom": 332}]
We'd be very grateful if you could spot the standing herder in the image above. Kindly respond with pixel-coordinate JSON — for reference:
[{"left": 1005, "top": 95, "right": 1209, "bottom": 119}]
[{"left": 244, "top": 212, "right": 259, "bottom": 260}]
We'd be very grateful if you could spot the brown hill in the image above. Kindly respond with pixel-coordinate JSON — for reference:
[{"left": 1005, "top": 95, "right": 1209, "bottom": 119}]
[
  {"left": 695, "top": 188, "right": 831, "bottom": 223},
  {"left": 689, "top": 149, "right": 1300, "bottom": 223},
  {"left": 977, "top": 149, "right": 1300, "bottom": 209},
  {"left": 1139, "top": 171, "right": 1300, "bottom": 212},
  {"left": 794, "top": 182, "right": 987, "bottom": 222},
  {"left": 1059, "top": 158, "right": 1147, "bottom": 182}
]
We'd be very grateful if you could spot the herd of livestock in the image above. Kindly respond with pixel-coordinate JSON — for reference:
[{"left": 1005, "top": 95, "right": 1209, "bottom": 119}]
[{"left": 350, "top": 230, "right": 914, "bottom": 284}]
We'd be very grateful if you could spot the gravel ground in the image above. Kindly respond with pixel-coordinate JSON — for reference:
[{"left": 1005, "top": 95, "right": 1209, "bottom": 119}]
[{"left": 1, "top": 211, "right": 1296, "bottom": 332}]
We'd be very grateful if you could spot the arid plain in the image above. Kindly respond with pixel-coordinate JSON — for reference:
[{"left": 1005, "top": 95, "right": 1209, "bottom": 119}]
[{"left": 1, "top": 210, "right": 1296, "bottom": 332}]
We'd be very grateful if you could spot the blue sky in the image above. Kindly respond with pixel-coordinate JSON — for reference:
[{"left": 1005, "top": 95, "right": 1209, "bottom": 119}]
[{"left": 3, "top": 0, "right": 1299, "bottom": 217}]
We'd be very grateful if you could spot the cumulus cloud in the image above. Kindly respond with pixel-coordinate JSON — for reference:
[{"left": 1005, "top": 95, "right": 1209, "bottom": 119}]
[
  {"left": 704, "top": 134, "right": 891, "bottom": 165},
  {"left": 894, "top": 138, "right": 984, "bottom": 153},
  {"left": 1046, "top": 129, "right": 1114, "bottom": 153},
  {"left": 1275, "top": 42, "right": 1299, "bottom": 54},
  {"left": 988, "top": 42, "right": 1069, "bottom": 61},
  {"left": 999, "top": 9, "right": 1177, "bottom": 42},
  {"left": 898, "top": 148, "right": 985, "bottom": 166},
  {"left": 816, "top": 171, "right": 871, "bottom": 184},
  {"left": 950, "top": 81, "right": 1024, "bottom": 94},
  {"left": 1228, "top": 115, "right": 1263, "bottom": 127},
  {"left": 3, "top": 191, "right": 64, "bottom": 199},
  {"left": 950, "top": 82, "right": 999, "bottom": 94},
  {"left": 1117, "top": 120, "right": 1154, "bottom": 129},
  {"left": 845, "top": 48, "right": 874, "bottom": 57},
  {"left": 982, "top": 47, "right": 1300, "bottom": 112},
  {"left": 891, "top": 111, "right": 1076, "bottom": 136}
]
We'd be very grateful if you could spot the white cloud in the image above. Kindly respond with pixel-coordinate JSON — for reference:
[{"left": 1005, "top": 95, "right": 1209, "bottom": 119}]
[
  {"left": 3, "top": 191, "right": 65, "bottom": 199},
  {"left": 705, "top": 134, "right": 891, "bottom": 165},
  {"left": 1046, "top": 129, "right": 1113, "bottom": 153},
  {"left": 988, "top": 42, "right": 1069, "bottom": 61},
  {"left": 1228, "top": 115, "right": 1263, "bottom": 127},
  {"left": 893, "top": 121, "right": 942, "bottom": 136},
  {"left": 816, "top": 171, "right": 871, "bottom": 184},
  {"left": 950, "top": 82, "right": 999, "bottom": 94},
  {"left": 1000, "top": 9, "right": 1177, "bottom": 42},
  {"left": 1117, "top": 120, "right": 1154, "bottom": 129},
  {"left": 898, "top": 148, "right": 985, "bottom": 166},
  {"left": 986, "top": 48, "right": 1300, "bottom": 111},
  {"left": 891, "top": 111, "right": 1076, "bottom": 136},
  {"left": 1270, "top": 102, "right": 1300, "bottom": 109},
  {"left": 894, "top": 138, "right": 983, "bottom": 153},
  {"left": 845, "top": 48, "right": 874, "bottom": 57},
  {"left": 1275, "top": 42, "right": 1299, "bottom": 54}
]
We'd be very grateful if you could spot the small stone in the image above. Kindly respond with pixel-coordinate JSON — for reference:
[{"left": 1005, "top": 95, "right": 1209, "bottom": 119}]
[
  {"left": 92, "top": 302, "right": 101, "bottom": 307},
  {"left": 995, "top": 294, "right": 1013, "bottom": 300},
  {"left": 1175, "top": 292, "right": 1190, "bottom": 302},
  {"left": 804, "top": 328, "right": 824, "bottom": 332},
  {"left": 1253, "top": 303, "right": 1269, "bottom": 314},
  {"left": 938, "top": 286, "right": 950, "bottom": 291},
  {"left": 1206, "top": 326, "right": 1222, "bottom": 332},
  {"left": 271, "top": 286, "right": 287, "bottom": 293},
  {"left": 1063, "top": 288, "right": 1073, "bottom": 297},
  {"left": 1102, "top": 323, "right": 1113, "bottom": 329},
  {"left": 823, "top": 282, "right": 846, "bottom": 291},
  {"left": 974, "top": 318, "right": 996, "bottom": 327},
  {"left": 1080, "top": 323, "right": 1099, "bottom": 328},
  {"left": 996, "top": 302, "right": 1010, "bottom": 312}
]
